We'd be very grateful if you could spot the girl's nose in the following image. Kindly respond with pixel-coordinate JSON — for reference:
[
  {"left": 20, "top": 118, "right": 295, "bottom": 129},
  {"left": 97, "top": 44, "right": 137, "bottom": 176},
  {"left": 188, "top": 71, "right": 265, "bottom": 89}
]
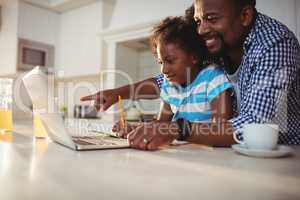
[{"left": 161, "top": 63, "right": 170, "bottom": 75}]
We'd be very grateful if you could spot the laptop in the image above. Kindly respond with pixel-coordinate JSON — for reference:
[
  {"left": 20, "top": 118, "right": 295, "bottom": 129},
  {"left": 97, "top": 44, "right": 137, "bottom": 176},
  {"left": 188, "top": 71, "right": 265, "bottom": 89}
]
[
  {"left": 21, "top": 67, "right": 129, "bottom": 151},
  {"left": 40, "top": 113, "right": 130, "bottom": 151}
]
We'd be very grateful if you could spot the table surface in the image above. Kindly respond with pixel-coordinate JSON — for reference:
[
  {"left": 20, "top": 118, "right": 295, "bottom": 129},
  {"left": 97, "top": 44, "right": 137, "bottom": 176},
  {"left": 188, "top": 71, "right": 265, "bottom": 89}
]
[{"left": 1, "top": 120, "right": 300, "bottom": 200}]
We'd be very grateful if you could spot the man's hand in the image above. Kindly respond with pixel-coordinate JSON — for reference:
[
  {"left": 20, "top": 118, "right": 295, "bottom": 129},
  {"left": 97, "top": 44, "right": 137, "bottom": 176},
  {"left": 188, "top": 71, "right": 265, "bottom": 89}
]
[
  {"left": 127, "top": 121, "right": 179, "bottom": 151},
  {"left": 80, "top": 89, "right": 118, "bottom": 111},
  {"left": 80, "top": 78, "right": 160, "bottom": 112}
]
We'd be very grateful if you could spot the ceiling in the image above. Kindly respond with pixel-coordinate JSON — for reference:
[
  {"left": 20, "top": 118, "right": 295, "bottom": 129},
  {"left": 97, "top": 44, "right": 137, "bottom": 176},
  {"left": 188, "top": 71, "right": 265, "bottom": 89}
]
[{"left": 22, "top": 0, "right": 101, "bottom": 13}]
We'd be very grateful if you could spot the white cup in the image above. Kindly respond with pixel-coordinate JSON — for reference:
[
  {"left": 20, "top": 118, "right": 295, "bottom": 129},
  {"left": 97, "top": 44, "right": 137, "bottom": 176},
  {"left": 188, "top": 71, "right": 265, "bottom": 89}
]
[{"left": 233, "top": 123, "right": 279, "bottom": 150}]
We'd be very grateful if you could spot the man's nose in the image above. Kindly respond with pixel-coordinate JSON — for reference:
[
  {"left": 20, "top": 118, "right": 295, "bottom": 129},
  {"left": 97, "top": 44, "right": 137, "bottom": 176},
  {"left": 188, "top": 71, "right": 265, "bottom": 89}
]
[{"left": 197, "top": 21, "right": 210, "bottom": 36}]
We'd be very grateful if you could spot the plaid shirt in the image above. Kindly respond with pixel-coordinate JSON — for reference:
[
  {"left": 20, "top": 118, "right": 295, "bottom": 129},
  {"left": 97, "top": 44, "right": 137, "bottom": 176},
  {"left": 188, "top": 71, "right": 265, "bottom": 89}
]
[{"left": 155, "top": 13, "right": 300, "bottom": 145}]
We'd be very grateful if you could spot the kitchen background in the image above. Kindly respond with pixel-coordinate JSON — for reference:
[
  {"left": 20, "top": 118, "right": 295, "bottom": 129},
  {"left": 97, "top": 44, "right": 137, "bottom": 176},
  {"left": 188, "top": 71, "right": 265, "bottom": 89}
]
[{"left": 0, "top": 0, "right": 299, "bottom": 123}]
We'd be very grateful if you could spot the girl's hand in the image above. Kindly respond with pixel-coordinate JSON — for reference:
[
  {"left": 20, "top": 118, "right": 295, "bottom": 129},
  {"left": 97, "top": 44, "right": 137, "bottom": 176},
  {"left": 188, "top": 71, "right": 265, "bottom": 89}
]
[
  {"left": 127, "top": 121, "right": 178, "bottom": 151},
  {"left": 112, "top": 121, "right": 140, "bottom": 139}
]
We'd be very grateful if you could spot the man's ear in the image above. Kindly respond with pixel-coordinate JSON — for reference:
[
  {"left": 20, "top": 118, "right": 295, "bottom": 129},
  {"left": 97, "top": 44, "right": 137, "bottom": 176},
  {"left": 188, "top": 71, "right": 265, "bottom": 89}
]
[{"left": 240, "top": 5, "right": 255, "bottom": 27}]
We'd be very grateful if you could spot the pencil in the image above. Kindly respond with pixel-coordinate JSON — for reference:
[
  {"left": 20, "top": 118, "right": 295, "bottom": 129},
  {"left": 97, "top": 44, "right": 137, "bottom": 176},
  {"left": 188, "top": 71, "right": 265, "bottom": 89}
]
[{"left": 118, "top": 95, "right": 125, "bottom": 129}]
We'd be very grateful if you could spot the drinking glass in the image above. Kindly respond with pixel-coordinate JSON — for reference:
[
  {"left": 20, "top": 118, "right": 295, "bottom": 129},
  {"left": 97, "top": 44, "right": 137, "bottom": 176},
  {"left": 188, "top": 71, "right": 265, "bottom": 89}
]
[{"left": 0, "top": 79, "right": 13, "bottom": 141}]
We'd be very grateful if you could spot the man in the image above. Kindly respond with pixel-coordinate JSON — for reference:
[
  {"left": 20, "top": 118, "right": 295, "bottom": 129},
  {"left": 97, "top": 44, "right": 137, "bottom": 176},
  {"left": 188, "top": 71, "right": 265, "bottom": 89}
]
[{"left": 82, "top": 0, "right": 300, "bottom": 150}]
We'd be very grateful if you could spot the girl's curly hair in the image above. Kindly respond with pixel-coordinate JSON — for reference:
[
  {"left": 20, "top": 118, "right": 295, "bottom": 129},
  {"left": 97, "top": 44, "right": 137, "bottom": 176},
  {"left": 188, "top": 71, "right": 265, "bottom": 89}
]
[{"left": 149, "top": 16, "right": 207, "bottom": 66}]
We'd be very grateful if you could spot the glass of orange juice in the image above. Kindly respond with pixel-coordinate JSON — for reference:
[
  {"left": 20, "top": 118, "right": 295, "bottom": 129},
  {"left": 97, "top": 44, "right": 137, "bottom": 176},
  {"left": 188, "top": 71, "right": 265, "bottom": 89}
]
[{"left": 0, "top": 79, "right": 13, "bottom": 142}]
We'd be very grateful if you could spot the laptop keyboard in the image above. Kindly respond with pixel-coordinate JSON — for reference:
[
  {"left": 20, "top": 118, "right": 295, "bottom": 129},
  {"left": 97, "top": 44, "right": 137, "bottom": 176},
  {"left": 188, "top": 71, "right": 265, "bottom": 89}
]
[{"left": 72, "top": 136, "right": 117, "bottom": 146}]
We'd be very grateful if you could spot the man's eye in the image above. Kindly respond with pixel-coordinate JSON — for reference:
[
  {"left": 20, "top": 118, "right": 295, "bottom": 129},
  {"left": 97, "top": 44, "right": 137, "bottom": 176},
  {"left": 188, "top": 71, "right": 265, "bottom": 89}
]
[
  {"left": 157, "top": 60, "right": 163, "bottom": 65},
  {"left": 207, "top": 16, "right": 218, "bottom": 22}
]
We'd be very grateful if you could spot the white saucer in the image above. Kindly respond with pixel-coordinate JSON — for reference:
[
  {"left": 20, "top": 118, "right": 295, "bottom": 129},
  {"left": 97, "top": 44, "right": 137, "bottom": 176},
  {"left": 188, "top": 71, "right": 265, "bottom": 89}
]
[{"left": 232, "top": 144, "right": 294, "bottom": 158}]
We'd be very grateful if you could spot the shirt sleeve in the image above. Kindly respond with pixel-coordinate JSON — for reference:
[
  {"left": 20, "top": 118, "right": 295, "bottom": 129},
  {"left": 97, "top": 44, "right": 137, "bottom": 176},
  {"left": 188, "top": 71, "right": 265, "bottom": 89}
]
[
  {"left": 230, "top": 37, "right": 300, "bottom": 136},
  {"left": 159, "top": 77, "right": 172, "bottom": 104},
  {"left": 160, "top": 84, "right": 169, "bottom": 104},
  {"left": 154, "top": 74, "right": 164, "bottom": 88},
  {"left": 207, "top": 67, "right": 233, "bottom": 102}
]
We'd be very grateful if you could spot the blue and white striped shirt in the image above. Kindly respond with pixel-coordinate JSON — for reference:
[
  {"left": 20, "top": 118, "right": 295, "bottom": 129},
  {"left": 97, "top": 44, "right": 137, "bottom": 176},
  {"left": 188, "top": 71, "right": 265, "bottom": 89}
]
[{"left": 160, "top": 65, "right": 233, "bottom": 122}]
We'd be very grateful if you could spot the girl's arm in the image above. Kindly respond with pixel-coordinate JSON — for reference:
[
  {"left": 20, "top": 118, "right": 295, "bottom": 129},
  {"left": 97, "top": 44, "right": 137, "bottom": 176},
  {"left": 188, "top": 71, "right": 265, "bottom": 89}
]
[
  {"left": 127, "top": 89, "right": 236, "bottom": 150},
  {"left": 157, "top": 101, "right": 173, "bottom": 121}
]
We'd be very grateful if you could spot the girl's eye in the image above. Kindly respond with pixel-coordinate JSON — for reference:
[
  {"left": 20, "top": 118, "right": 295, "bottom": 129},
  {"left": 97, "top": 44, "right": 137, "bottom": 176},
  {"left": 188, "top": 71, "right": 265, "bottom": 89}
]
[
  {"left": 157, "top": 60, "right": 163, "bottom": 65},
  {"left": 166, "top": 60, "right": 173, "bottom": 65}
]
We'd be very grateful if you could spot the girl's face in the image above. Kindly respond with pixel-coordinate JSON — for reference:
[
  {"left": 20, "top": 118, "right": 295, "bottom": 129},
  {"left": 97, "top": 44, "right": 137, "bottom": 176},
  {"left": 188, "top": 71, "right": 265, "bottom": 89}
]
[{"left": 157, "top": 42, "right": 198, "bottom": 85}]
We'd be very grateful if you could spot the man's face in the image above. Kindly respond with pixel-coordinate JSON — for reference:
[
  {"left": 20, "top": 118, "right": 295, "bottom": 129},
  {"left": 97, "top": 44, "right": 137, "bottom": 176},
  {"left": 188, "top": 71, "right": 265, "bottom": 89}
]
[{"left": 194, "top": 0, "right": 245, "bottom": 55}]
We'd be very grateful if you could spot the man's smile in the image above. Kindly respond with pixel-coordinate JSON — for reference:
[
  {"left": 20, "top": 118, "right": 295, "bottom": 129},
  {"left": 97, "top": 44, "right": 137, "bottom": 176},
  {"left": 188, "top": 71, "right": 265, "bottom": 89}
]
[{"left": 202, "top": 34, "right": 224, "bottom": 54}]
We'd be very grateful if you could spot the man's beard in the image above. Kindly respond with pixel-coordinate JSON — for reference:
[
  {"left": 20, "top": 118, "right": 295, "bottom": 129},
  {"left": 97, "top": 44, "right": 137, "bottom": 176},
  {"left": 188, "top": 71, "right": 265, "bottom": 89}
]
[
  {"left": 211, "top": 34, "right": 227, "bottom": 57},
  {"left": 206, "top": 34, "right": 227, "bottom": 64},
  {"left": 206, "top": 34, "right": 235, "bottom": 74}
]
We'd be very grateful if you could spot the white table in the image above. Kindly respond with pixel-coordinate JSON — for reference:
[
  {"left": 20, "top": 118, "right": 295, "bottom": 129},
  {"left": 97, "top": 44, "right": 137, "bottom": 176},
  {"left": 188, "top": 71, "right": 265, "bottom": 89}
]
[{"left": 0, "top": 122, "right": 300, "bottom": 200}]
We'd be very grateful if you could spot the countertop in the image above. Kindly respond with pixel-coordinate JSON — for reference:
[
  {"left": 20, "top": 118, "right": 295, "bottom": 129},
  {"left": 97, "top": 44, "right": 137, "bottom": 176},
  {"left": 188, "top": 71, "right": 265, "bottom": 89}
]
[{"left": 0, "top": 120, "right": 300, "bottom": 200}]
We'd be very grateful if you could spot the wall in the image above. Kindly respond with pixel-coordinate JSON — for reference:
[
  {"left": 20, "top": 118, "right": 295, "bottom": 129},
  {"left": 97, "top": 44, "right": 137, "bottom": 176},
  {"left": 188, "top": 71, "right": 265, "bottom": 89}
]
[
  {"left": 55, "top": 1, "right": 103, "bottom": 77},
  {"left": 108, "top": 0, "right": 193, "bottom": 29},
  {"left": 54, "top": 0, "right": 193, "bottom": 77},
  {"left": 257, "top": 0, "right": 298, "bottom": 39},
  {"left": 114, "top": 44, "right": 139, "bottom": 116},
  {"left": 18, "top": 1, "right": 59, "bottom": 45},
  {"left": 138, "top": 51, "right": 159, "bottom": 80},
  {"left": 0, "top": 0, "right": 19, "bottom": 75},
  {"left": 138, "top": 50, "right": 161, "bottom": 113},
  {"left": 115, "top": 44, "right": 139, "bottom": 86},
  {"left": 12, "top": 1, "right": 60, "bottom": 120}
]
